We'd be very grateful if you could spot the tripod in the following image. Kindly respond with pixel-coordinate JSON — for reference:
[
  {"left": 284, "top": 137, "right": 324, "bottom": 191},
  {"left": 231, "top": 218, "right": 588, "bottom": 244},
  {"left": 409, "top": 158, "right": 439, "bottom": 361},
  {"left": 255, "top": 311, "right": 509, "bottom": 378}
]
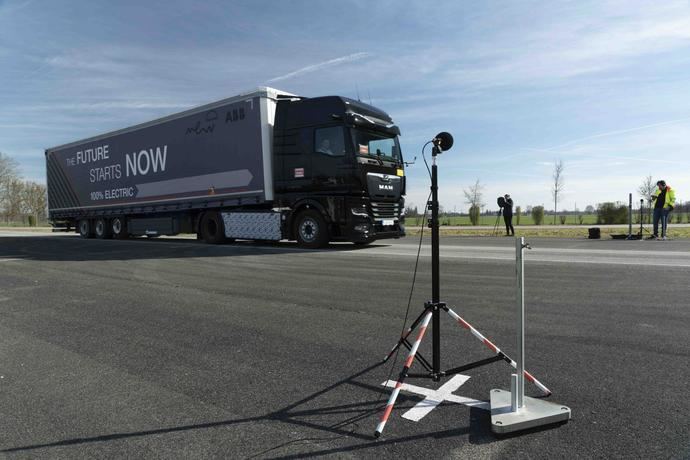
[
  {"left": 639, "top": 199, "right": 654, "bottom": 239},
  {"left": 374, "top": 135, "right": 551, "bottom": 437},
  {"left": 492, "top": 210, "right": 502, "bottom": 236}
]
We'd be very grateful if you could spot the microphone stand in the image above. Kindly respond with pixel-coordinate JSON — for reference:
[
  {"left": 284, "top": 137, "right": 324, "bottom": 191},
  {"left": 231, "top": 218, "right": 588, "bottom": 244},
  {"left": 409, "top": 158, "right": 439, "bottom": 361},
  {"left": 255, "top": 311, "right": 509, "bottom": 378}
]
[
  {"left": 375, "top": 137, "right": 552, "bottom": 437},
  {"left": 430, "top": 140, "right": 442, "bottom": 379}
]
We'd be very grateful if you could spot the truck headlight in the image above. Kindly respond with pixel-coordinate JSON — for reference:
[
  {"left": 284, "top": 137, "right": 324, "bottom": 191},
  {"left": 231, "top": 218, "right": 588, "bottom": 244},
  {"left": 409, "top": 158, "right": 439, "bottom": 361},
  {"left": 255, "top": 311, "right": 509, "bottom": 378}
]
[{"left": 351, "top": 207, "right": 368, "bottom": 217}]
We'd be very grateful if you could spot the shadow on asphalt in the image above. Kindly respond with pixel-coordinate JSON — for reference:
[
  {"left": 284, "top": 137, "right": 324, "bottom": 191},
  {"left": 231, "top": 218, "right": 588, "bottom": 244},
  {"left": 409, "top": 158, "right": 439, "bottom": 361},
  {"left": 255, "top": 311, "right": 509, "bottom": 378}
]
[
  {"left": 0, "top": 361, "right": 508, "bottom": 458},
  {"left": 0, "top": 236, "right": 393, "bottom": 262}
]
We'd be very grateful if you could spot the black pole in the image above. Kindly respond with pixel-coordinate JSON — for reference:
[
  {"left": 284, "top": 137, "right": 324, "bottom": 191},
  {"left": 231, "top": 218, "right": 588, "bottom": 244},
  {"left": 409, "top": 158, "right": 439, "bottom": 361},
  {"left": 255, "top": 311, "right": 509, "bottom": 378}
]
[
  {"left": 640, "top": 199, "right": 644, "bottom": 236},
  {"left": 431, "top": 146, "right": 441, "bottom": 381},
  {"left": 628, "top": 193, "right": 632, "bottom": 239}
]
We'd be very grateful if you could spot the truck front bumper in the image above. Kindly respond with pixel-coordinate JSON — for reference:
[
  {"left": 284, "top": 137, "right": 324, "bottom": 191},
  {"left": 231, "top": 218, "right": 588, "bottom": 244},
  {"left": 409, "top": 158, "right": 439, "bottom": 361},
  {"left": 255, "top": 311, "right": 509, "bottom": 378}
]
[
  {"left": 342, "top": 197, "right": 405, "bottom": 243},
  {"left": 348, "top": 219, "right": 405, "bottom": 243}
]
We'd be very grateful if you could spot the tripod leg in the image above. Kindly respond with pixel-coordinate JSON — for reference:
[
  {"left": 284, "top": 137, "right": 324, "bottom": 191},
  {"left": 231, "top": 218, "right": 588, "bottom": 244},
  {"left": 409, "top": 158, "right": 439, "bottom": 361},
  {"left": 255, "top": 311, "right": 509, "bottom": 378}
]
[
  {"left": 382, "top": 307, "right": 431, "bottom": 362},
  {"left": 444, "top": 306, "right": 552, "bottom": 396},
  {"left": 375, "top": 310, "right": 433, "bottom": 438}
]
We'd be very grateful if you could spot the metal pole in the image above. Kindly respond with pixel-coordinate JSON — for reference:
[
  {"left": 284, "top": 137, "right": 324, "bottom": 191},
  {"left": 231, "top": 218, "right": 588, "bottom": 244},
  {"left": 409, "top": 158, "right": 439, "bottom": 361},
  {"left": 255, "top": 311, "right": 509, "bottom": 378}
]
[
  {"left": 491, "top": 238, "right": 572, "bottom": 433},
  {"left": 431, "top": 152, "right": 441, "bottom": 381},
  {"left": 640, "top": 199, "right": 644, "bottom": 237},
  {"left": 628, "top": 193, "right": 632, "bottom": 239},
  {"left": 516, "top": 237, "right": 525, "bottom": 408},
  {"left": 510, "top": 374, "right": 519, "bottom": 411}
]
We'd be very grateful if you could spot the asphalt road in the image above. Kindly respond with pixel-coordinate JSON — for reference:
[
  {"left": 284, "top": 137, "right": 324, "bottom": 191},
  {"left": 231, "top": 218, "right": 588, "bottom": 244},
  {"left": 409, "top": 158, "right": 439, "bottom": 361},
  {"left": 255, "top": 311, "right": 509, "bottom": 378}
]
[{"left": 0, "top": 233, "right": 688, "bottom": 459}]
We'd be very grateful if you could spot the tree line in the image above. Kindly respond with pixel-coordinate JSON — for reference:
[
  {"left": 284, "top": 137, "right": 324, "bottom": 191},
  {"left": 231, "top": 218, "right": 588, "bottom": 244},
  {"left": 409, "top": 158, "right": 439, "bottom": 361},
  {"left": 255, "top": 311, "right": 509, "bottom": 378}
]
[
  {"left": 404, "top": 163, "right": 687, "bottom": 226},
  {"left": 0, "top": 152, "right": 47, "bottom": 226}
]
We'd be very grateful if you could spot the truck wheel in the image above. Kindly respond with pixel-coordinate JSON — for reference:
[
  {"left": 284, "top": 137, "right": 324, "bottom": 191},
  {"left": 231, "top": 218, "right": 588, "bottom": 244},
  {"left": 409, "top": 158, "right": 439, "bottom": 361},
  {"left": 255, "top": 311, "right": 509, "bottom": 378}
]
[
  {"left": 111, "top": 217, "right": 128, "bottom": 239},
  {"left": 78, "top": 219, "right": 93, "bottom": 239},
  {"left": 200, "top": 212, "right": 226, "bottom": 244},
  {"left": 94, "top": 218, "right": 112, "bottom": 239},
  {"left": 295, "top": 210, "right": 329, "bottom": 249}
]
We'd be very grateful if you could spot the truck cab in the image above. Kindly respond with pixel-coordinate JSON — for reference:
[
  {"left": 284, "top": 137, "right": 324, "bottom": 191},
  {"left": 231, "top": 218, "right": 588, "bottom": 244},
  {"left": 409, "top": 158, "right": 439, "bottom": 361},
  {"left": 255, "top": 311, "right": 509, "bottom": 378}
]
[{"left": 273, "top": 96, "right": 405, "bottom": 245}]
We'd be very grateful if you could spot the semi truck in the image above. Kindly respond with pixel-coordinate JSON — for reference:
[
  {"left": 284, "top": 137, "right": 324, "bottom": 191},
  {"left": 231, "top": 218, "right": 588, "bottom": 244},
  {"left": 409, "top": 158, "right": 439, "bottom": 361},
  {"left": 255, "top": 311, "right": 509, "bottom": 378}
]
[{"left": 45, "top": 87, "right": 405, "bottom": 248}]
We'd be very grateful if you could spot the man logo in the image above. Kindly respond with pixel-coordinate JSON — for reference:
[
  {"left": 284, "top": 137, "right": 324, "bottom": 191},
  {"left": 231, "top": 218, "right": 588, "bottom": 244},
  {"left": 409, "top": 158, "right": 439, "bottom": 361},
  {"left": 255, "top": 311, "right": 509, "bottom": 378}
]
[{"left": 379, "top": 184, "right": 394, "bottom": 191}]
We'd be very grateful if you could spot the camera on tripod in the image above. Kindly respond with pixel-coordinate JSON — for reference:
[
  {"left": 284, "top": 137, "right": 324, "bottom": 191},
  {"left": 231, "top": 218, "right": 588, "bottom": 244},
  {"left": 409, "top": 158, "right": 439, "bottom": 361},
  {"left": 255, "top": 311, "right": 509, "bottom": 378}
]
[{"left": 497, "top": 196, "right": 506, "bottom": 215}]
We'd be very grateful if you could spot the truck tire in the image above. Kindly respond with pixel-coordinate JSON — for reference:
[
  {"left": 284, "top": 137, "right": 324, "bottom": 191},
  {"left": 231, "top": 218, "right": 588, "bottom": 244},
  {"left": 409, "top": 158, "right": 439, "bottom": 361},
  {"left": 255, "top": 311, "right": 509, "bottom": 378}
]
[
  {"left": 79, "top": 219, "right": 93, "bottom": 238},
  {"left": 78, "top": 219, "right": 93, "bottom": 239},
  {"left": 200, "top": 211, "right": 226, "bottom": 244},
  {"left": 94, "top": 218, "right": 112, "bottom": 239},
  {"left": 295, "top": 210, "right": 329, "bottom": 249},
  {"left": 111, "top": 217, "right": 128, "bottom": 239}
]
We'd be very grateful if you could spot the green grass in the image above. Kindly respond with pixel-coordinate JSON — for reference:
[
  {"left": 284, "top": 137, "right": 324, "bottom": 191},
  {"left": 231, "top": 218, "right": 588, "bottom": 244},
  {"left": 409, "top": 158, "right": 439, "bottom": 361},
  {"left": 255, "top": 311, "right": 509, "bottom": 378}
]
[
  {"left": 0, "top": 222, "right": 51, "bottom": 228},
  {"left": 406, "top": 213, "right": 690, "bottom": 226},
  {"left": 406, "top": 214, "right": 601, "bottom": 226},
  {"left": 406, "top": 226, "right": 690, "bottom": 238}
]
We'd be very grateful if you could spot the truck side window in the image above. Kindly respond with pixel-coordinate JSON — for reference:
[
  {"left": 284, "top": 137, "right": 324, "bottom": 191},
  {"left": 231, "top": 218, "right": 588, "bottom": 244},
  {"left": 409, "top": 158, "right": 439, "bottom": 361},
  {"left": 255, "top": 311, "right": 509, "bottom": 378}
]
[{"left": 315, "top": 127, "right": 345, "bottom": 157}]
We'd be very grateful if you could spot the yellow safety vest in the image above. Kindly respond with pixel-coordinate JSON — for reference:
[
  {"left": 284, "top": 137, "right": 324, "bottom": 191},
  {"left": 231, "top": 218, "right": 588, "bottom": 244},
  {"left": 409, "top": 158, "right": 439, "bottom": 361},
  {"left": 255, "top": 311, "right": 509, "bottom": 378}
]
[{"left": 652, "top": 186, "right": 676, "bottom": 210}]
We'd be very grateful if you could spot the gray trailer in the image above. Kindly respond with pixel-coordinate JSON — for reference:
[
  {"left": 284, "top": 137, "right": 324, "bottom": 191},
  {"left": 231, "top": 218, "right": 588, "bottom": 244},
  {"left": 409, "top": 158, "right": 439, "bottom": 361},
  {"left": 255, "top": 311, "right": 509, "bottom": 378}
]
[{"left": 46, "top": 87, "right": 406, "bottom": 247}]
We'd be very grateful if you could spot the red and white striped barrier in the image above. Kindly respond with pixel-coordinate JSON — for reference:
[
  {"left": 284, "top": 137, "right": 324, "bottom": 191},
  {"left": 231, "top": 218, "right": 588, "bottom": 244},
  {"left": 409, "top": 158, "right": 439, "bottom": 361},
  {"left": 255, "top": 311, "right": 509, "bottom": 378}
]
[
  {"left": 445, "top": 307, "right": 551, "bottom": 396},
  {"left": 375, "top": 310, "right": 433, "bottom": 438}
]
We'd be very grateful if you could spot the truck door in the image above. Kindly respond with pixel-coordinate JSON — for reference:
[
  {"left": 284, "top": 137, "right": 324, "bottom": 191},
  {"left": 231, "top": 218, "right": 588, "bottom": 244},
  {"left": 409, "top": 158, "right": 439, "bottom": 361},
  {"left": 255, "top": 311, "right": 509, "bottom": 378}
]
[
  {"left": 311, "top": 126, "right": 354, "bottom": 193},
  {"left": 274, "top": 117, "right": 312, "bottom": 194}
]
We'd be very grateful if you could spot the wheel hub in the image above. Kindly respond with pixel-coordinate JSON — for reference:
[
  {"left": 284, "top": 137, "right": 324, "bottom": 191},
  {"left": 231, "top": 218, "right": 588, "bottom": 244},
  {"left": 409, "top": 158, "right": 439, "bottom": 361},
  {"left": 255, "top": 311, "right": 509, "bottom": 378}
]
[{"left": 300, "top": 219, "right": 317, "bottom": 241}]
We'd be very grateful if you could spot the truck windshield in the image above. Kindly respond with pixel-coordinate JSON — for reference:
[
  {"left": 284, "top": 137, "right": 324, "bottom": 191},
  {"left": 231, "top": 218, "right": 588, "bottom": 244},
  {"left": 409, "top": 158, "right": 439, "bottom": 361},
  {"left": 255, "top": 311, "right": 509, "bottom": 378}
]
[{"left": 352, "top": 130, "right": 401, "bottom": 163}]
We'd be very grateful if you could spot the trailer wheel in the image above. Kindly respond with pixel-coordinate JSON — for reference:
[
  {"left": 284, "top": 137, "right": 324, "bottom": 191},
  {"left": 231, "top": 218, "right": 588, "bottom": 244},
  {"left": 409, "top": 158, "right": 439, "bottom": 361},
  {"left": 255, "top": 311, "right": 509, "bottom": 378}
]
[
  {"left": 295, "top": 210, "right": 329, "bottom": 249},
  {"left": 111, "top": 217, "right": 128, "bottom": 239},
  {"left": 200, "top": 212, "right": 226, "bottom": 244},
  {"left": 94, "top": 218, "right": 112, "bottom": 239},
  {"left": 78, "top": 219, "right": 93, "bottom": 239}
]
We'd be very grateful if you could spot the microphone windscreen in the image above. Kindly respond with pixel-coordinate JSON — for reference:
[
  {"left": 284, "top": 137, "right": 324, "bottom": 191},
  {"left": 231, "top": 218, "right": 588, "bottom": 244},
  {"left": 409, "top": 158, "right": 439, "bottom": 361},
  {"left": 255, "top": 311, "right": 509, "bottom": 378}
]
[{"left": 434, "top": 132, "right": 454, "bottom": 151}]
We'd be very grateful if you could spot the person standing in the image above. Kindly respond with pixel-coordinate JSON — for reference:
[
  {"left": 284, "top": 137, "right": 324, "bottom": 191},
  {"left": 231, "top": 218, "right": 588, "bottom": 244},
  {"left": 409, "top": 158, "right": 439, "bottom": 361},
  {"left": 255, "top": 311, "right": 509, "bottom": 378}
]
[
  {"left": 650, "top": 180, "right": 675, "bottom": 240},
  {"left": 502, "top": 194, "right": 515, "bottom": 236}
]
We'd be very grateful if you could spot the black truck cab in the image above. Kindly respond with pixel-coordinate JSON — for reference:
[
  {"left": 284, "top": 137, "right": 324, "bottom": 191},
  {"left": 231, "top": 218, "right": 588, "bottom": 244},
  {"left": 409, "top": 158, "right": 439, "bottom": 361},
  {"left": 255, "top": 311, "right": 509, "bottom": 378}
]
[{"left": 273, "top": 95, "right": 405, "bottom": 244}]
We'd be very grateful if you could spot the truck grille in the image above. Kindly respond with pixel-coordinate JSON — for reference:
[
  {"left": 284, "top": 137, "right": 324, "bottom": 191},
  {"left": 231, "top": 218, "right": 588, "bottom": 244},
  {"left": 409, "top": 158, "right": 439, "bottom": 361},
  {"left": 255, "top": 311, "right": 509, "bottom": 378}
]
[{"left": 371, "top": 202, "right": 400, "bottom": 220}]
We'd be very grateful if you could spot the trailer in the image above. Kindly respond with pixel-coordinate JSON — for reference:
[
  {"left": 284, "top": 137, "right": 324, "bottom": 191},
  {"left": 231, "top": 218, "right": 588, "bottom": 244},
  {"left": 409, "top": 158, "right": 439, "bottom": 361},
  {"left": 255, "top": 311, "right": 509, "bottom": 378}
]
[{"left": 46, "top": 87, "right": 405, "bottom": 248}]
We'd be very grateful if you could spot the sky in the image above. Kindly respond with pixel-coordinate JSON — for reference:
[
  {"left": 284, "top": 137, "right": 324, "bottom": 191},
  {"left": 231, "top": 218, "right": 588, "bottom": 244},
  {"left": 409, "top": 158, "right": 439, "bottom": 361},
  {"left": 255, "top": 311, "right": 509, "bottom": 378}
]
[{"left": 2, "top": 0, "right": 690, "bottom": 213}]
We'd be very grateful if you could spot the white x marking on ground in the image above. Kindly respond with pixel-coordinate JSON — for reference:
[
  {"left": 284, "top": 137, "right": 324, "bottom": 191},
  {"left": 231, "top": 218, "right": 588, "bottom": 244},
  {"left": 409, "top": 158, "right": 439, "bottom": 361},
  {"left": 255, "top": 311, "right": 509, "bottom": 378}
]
[{"left": 381, "top": 374, "right": 490, "bottom": 422}]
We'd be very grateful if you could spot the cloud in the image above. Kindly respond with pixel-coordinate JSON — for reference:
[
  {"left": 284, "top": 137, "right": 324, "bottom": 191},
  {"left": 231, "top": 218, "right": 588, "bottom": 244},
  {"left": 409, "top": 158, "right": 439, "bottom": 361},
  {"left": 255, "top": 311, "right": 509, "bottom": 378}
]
[
  {"left": 527, "top": 122, "right": 690, "bottom": 167},
  {"left": 431, "top": 1, "right": 690, "bottom": 89},
  {"left": 267, "top": 52, "right": 372, "bottom": 83},
  {"left": 544, "top": 117, "right": 690, "bottom": 151}
]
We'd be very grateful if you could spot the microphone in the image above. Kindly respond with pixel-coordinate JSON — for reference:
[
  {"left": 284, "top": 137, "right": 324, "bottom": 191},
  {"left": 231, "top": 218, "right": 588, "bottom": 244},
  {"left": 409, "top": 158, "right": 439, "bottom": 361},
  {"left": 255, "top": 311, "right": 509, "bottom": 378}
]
[{"left": 432, "top": 132, "right": 454, "bottom": 152}]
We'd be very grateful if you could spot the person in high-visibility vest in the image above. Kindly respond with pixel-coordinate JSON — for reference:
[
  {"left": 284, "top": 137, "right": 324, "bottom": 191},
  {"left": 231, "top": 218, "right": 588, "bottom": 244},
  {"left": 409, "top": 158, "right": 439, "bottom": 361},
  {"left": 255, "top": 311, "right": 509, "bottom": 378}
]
[{"left": 650, "top": 180, "right": 675, "bottom": 240}]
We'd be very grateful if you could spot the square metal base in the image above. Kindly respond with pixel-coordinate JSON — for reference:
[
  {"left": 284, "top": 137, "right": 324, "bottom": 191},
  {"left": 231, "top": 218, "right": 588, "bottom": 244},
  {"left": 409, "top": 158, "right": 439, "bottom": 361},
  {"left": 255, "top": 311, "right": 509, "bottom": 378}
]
[{"left": 489, "top": 389, "right": 571, "bottom": 434}]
